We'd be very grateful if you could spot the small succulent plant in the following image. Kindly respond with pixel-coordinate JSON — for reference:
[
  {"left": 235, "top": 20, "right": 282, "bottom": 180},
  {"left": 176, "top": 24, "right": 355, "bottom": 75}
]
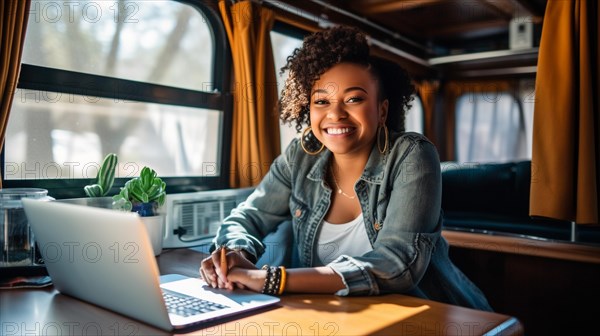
[{"left": 112, "top": 166, "right": 166, "bottom": 217}]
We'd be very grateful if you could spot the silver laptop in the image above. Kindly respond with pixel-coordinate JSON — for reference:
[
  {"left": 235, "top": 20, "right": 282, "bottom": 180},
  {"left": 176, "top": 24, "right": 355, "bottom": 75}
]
[{"left": 22, "top": 199, "right": 280, "bottom": 331}]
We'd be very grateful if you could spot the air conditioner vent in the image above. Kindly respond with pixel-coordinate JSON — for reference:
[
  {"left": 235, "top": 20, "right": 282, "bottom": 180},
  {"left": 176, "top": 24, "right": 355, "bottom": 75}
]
[
  {"left": 162, "top": 187, "right": 254, "bottom": 248},
  {"left": 176, "top": 198, "right": 237, "bottom": 240}
]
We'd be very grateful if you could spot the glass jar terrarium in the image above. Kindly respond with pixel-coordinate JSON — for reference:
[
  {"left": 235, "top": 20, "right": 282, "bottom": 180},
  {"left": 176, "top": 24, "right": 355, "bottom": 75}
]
[{"left": 0, "top": 188, "right": 53, "bottom": 267}]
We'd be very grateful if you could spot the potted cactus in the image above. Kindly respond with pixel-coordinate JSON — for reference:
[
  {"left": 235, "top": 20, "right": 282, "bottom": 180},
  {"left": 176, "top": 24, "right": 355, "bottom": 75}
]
[
  {"left": 84, "top": 153, "right": 118, "bottom": 197},
  {"left": 71, "top": 153, "right": 119, "bottom": 209}
]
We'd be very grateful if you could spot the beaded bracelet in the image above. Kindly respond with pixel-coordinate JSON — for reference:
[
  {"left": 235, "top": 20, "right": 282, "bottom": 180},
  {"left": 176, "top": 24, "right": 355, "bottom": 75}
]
[
  {"left": 261, "top": 265, "right": 272, "bottom": 294},
  {"left": 261, "top": 265, "right": 287, "bottom": 296},
  {"left": 261, "top": 265, "right": 277, "bottom": 295}
]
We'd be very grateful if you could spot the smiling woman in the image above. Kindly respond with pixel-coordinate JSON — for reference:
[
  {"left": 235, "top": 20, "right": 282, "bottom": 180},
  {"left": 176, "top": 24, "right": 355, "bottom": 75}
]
[
  {"left": 309, "top": 62, "right": 388, "bottom": 224},
  {"left": 199, "top": 25, "right": 492, "bottom": 312}
]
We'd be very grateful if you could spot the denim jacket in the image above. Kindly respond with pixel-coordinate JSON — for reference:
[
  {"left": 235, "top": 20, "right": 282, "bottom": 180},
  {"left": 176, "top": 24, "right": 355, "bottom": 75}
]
[{"left": 215, "top": 132, "right": 492, "bottom": 311}]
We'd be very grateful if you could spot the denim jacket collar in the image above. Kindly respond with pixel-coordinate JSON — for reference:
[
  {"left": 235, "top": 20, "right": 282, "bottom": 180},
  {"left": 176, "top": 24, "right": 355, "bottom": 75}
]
[{"left": 306, "top": 150, "right": 332, "bottom": 182}]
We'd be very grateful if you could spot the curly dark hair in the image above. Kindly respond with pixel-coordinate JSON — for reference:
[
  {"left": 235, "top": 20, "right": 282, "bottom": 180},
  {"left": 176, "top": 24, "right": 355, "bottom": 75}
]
[{"left": 279, "top": 25, "right": 414, "bottom": 133}]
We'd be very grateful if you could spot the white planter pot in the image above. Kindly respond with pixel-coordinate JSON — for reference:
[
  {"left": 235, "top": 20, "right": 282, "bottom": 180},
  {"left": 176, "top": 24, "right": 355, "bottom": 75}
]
[
  {"left": 56, "top": 196, "right": 114, "bottom": 209},
  {"left": 140, "top": 215, "right": 165, "bottom": 256}
]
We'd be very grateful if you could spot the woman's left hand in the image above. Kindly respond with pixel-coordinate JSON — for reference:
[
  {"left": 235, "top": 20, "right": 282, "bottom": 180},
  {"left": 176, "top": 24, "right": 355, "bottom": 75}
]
[{"left": 199, "top": 248, "right": 257, "bottom": 290}]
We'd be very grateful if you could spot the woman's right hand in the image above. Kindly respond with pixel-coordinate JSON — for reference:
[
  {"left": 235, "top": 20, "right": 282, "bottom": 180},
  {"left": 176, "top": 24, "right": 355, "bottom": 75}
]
[{"left": 226, "top": 268, "right": 268, "bottom": 292}]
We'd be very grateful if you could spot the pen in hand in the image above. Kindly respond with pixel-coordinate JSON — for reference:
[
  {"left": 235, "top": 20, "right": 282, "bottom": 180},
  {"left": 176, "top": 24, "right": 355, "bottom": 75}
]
[{"left": 220, "top": 247, "right": 228, "bottom": 285}]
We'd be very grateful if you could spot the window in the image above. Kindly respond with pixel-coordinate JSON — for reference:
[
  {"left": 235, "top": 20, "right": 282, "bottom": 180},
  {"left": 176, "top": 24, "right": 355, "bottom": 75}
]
[
  {"left": 4, "top": 1, "right": 230, "bottom": 197},
  {"left": 519, "top": 79, "right": 536, "bottom": 158},
  {"left": 22, "top": 1, "right": 214, "bottom": 90},
  {"left": 270, "top": 30, "right": 304, "bottom": 151},
  {"left": 455, "top": 92, "right": 531, "bottom": 163},
  {"left": 405, "top": 95, "right": 424, "bottom": 134}
]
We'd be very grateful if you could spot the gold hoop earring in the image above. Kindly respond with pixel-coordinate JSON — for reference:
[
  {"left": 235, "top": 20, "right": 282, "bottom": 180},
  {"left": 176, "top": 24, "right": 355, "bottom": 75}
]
[
  {"left": 377, "top": 124, "right": 389, "bottom": 154},
  {"left": 300, "top": 127, "right": 324, "bottom": 155}
]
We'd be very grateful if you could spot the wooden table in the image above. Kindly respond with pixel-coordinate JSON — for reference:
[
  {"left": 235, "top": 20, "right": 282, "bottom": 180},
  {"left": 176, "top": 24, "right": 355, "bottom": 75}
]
[{"left": 1, "top": 248, "right": 523, "bottom": 335}]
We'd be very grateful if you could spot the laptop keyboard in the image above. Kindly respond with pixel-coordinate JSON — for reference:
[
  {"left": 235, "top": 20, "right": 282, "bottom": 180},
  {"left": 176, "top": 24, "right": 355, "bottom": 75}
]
[{"left": 162, "top": 289, "right": 230, "bottom": 318}]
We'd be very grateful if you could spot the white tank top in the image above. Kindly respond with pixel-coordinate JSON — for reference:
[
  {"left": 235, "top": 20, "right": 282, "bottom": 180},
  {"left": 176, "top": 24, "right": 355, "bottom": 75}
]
[{"left": 316, "top": 214, "right": 373, "bottom": 265}]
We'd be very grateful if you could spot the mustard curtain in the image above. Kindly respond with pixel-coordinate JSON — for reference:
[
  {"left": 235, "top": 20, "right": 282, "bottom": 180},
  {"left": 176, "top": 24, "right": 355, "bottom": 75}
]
[
  {"left": 0, "top": 0, "right": 31, "bottom": 188},
  {"left": 530, "top": 0, "right": 599, "bottom": 225},
  {"left": 414, "top": 80, "right": 439, "bottom": 145},
  {"left": 219, "top": 1, "right": 280, "bottom": 188}
]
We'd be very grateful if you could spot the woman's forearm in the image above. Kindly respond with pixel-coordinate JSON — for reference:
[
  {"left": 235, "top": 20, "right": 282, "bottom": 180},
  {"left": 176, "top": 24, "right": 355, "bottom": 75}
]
[
  {"left": 228, "top": 266, "right": 346, "bottom": 294},
  {"left": 285, "top": 267, "right": 346, "bottom": 293}
]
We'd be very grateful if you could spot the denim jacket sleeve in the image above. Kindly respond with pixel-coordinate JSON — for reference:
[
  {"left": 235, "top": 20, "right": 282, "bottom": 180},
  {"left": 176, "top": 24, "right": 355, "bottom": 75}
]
[
  {"left": 213, "top": 144, "right": 297, "bottom": 261},
  {"left": 328, "top": 135, "right": 443, "bottom": 295}
]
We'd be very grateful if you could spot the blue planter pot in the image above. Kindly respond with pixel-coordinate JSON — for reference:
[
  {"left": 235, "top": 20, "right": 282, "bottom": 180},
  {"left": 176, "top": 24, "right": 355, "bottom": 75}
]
[{"left": 132, "top": 202, "right": 158, "bottom": 217}]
